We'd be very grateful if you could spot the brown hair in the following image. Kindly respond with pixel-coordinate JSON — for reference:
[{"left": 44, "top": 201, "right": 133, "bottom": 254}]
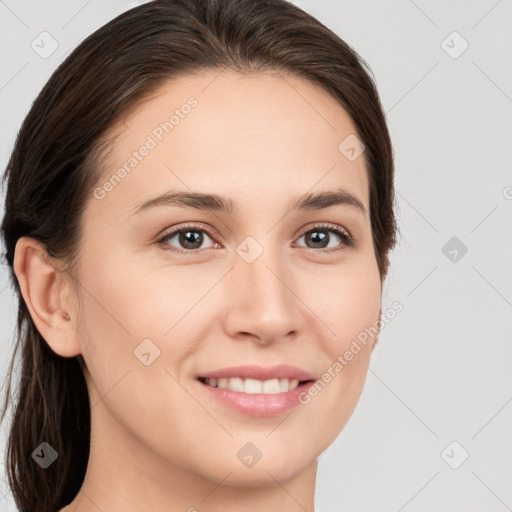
[{"left": 0, "top": 0, "right": 398, "bottom": 510}]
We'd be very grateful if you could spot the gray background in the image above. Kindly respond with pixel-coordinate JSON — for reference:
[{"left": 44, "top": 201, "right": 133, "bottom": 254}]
[{"left": 1, "top": 0, "right": 511, "bottom": 511}]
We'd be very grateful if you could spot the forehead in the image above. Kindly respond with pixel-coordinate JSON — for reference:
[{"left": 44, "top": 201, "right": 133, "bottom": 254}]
[{"left": 91, "top": 70, "right": 369, "bottom": 216}]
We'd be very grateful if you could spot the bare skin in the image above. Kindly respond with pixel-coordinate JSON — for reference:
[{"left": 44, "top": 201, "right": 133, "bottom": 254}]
[{"left": 14, "top": 69, "right": 382, "bottom": 512}]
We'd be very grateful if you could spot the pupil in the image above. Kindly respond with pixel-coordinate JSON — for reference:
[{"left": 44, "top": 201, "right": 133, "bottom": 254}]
[
  {"left": 180, "top": 230, "right": 203, "bottom": 249},
  {"left": 308, "top": 230, "right": 328, "bottom": 248}
]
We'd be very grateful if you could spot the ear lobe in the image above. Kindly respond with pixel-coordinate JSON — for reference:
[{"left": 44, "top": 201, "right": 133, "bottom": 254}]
[{"left": 13, "top": 236, "right": 81, "bottom": 358}]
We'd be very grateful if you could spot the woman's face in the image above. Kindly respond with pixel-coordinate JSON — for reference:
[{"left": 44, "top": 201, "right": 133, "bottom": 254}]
[{"left": 73, "top": 70, "right": 381, "bottom": 485}]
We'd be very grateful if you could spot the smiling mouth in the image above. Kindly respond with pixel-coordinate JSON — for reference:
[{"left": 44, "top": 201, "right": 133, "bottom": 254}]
[{"left": 197, "top": 376, "right": 314, "bottom": 394}]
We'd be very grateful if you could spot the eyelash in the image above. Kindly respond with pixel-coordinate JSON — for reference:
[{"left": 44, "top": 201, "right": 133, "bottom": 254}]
[{"left": 156, "top": 222, "right": 355, "bottom": 255}]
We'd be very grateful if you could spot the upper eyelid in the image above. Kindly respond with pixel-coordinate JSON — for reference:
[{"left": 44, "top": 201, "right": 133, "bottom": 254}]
[
  {"left": 159, "top": 222, "right": 217, "bottom": 240},
  {"left": 158, "top": 221, "right": 352, "bottom": 245}
]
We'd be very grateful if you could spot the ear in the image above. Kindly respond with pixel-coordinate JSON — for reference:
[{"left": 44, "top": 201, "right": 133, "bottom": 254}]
[
  {"left": 371, "top": 305, "right": 382, "bottom": 353},
  {"left": 13, "top": 236, "right": 82, "bottom": 358}
]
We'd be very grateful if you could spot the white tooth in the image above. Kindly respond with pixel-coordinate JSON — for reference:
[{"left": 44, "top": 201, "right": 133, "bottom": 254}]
[
  {"left": 244, "top": 378, "right": 263, "bottom": 394},
  {"left": 289, "top": 379, "right": 299, "bottom": 391},
  {"left": 207, "top": 376, "right": 299, "bottom": 393},
  {"left": 218, "top": 378, "right": 229, "bottom": 389},
  {"left": 228, "top": 377, "right": 244, "bottom": 392},
  {"left": 263, "top": 378, "right": 281, "bottom": 394}
]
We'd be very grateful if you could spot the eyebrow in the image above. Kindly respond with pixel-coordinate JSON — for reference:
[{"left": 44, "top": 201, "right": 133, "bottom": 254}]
[{"left": 130, "top": 188, "right": 367, "bottom": 217}]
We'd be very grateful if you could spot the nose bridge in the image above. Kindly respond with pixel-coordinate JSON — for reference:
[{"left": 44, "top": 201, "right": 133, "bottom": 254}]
[
  {"left": 238, "top": 240, "right": 291, "bottom": 311},
  {"left": 224, "top": 237, "right": 299, "bottom": 341}
]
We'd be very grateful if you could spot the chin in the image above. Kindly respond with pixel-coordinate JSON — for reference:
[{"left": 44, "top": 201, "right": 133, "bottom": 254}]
[{"left": 204, "top": 447, "right": 317, "bottom": 488}]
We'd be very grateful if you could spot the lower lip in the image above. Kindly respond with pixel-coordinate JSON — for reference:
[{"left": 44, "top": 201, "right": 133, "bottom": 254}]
[{"left": 197, "top": 379, "right": 316, "bottom": 417}]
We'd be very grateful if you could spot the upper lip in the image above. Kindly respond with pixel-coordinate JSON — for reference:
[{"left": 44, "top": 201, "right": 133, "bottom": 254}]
[{"left": 197, "top": 364, "right": 316, "bottom": 382}]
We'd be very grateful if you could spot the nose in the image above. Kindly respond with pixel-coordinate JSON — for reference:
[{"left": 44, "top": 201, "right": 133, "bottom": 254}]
[{"left": 221, "top": 242, "right": 303, "bottom": 346}]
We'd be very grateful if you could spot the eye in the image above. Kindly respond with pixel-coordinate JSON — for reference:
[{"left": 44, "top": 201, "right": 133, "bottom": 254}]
[
  {"left": 157, "top": 222, "right": 355, "bottom": 255},
  {"left": 157, "top": 223, "right": 219, "bottom": 254},
  {"left": 293, "top": 223, "right": 354, "bottom": 253}
]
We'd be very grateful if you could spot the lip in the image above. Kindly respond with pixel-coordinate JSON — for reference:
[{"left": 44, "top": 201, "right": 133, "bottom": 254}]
[
  {"left": 195, "top": 364, "right": 317, "bottom": 417},
  {"left": 196, "top": 364, "right": 316, "bottom": 381},
  {"left": 197, "top": 378, "right": 316, "bottom": 417}
]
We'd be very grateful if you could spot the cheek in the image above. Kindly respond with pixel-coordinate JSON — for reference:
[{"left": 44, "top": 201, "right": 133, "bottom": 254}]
[
  {"left": 74, "top": 248, "right": 214, "bottom": 404},
  {"left": 72, "top": 252, "right": 169, "bottom": 398},
  {"left": 298, "top": 261, "right": 380, "bottom": 424},
  {"left": 309, "top": 261, "right": 381, "bottom": 355},
  {"left": 76, "top": 249, "right": 177, "bottom": 337}
]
